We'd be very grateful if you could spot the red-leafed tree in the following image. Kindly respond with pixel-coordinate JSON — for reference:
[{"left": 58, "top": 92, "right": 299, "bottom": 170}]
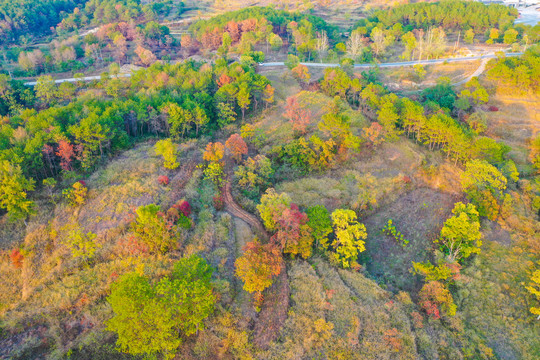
[
  {"left": 225, "top": 133, "right": 248, "bottom": 163},
  {"left": 235, "top": 239, "right": 282, "bottom": 294},
  {"left": 283, "top": 96, "right": 311, "bottom": 135},
  {"left": 56, "top": 140, "right": 74, "bottom": 171},
  {"left": 272, "top": 203, "right": 314, "bottom": 259}
]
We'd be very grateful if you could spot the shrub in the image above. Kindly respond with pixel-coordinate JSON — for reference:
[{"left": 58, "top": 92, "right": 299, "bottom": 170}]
[
  {"left": 63, "top": 181, "right": 88, "bottom": 207},
  {"left": 154, "top": 139, "right": 179, "bottom": 169},
  {"left": 9, "top": 249, "right": 24, "bottom": 269},
  {"left": 382, "top": 219, "right": 409, "bottom": 247},
  {"left": 158, "top": 175, "right": 170, "bottom": 185}
]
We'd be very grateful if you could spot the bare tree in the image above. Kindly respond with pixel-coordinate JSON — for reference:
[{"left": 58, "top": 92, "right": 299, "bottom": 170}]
[
  {"left": 316, "top": 31, "right": 329, "bottom": 63},
  {"left": 346, "top": 29, "right": 365, "bottom": 60}
]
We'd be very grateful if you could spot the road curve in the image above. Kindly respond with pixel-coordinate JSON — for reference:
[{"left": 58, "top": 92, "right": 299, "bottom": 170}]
[{"left": 23, "top": 52, "right": 523, "bottom": 86}]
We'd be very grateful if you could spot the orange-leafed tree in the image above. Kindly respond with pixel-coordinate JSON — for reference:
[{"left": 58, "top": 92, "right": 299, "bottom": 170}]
[
  {"left": 283, "top": 96, "right": 311, "bottom": 135},
  {"left": 291, "top": 64, "right": 311, "bottom": 85},
  {"left": 217, "top": 73, "right": 232, "bottom": 87},
  {"left": 235, "top": 239, "right": 282, "bottom": 294},
  {"left": 56, "top": 140, "right": 75, "bottom": 171},
  {"left": 135, "top": 45, "right": 157, "bottom": 66},
  {"left": 362, "top": 122, "right": 385, "bottom": 147},
  {"left": 203, "top": 142, "right": 225, "bottom": 164},
  {"left": 263, "top": 84, "right": 275, "bottom": 109},
  {"left": 225, "top": 133, "right": 248, "bottom": 163}
]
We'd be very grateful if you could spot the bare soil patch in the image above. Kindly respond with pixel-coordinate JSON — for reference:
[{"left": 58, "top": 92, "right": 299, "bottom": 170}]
[{"left": 361, "top": 188, "right": 460, "bottom": 294}]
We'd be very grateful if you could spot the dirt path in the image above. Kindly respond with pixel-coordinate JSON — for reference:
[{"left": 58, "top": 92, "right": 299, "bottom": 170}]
[
  {"left": 222, "top": 180, "right": 289, "bottom": 349},
  {"left": 223, "top": 181, "right": 269, "bottom": 240},
  {"left": 453, "top": 57, "right": 489, "bottom": 86}
]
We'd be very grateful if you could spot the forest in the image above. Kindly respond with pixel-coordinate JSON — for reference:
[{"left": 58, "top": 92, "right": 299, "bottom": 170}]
[{"left": 0, "top": 0, "right": 539, "bottom": 359}]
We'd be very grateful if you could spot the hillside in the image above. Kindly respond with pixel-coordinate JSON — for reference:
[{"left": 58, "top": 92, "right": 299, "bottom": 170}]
[{"left": 0, "top": 2, "right": 539, "bottom": 360}]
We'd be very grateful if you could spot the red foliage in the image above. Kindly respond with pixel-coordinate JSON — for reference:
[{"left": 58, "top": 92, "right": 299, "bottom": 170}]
[
  {"left": 172, "top": 200, "right": 191, "bottom": 217},
  {"left": 78, "top": 180, "right": 86, "bottom": 186},
  {"left": 10, "top": 249, "right": 24, "bottom": 269},
  {"left": 488, "top": 106, "right": 499, "bottom": 112},
  {"left": 383, "top": 328, "right": 403, "bottom": 352},
  {"left": 421, "top": 300, "right": 440, "bottom": 319},
  {"left": 117, "top": 235, "right": 149, "bottom": 256},
  {"left": 56, "top": 140, "right": 74, "bottom": 171},
  {"left": 402, "top": 175, "right": 411, "bottom": 184},
  {"left": 213, "top": 194, "right": 224, "bottom": 211},
  {"left": 271, "top": 204, "right": 312, "bottom": 258},
  {"left": 158, "top": 175, "right": 170, "bottom": 185}
]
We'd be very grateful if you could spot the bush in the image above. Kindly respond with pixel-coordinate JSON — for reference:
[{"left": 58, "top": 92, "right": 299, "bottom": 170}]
[
  {"left": 158, "top": 175, "right": 170, "bottom": 185},
  {"left": 63, "top": 181, "right": 88, "bottom": 207}
]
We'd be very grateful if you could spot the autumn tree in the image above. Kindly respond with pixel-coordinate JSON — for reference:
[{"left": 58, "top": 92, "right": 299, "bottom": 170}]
[
  {"left": 154, "top": 139, "right": 179, "bottom": 170},
  {"left": 291, "top": 64, "right": 311, "bottom": 86},
  {"left": 257, "top": 188, "right": 291, "bottom": 232},
  {"left": 62, "top": 223, "right": 100, "bottom": 262},
  {"left": 203, "top": 142, "right": 225, "bottom": 164},
  {"left": 525, "top": 265, "right": 540, "bottom": 319},
  {"left": 329, "top": 209, "right": 367, "bottom": 268},
  {"left": 347, "top": 29, "right": 366, "bottom": 59},
  {"left": 132, "top": 204, "right": 176, "bottom": 254},
  {"left": 370, "top": 28, "right": 394, "bottom": 57},
  {"left": 316, "top": 31, "right": 329, "bottom": 62},
  {"left": 418, "top": 281, "right": 457, "bottom": 319},
  {"left": 0, "top": 160, "right": 35, "bottom": 221},
  {"left": 235, "top": 155, "right": 274, "bottom": 197},
  {"left": 235, "top": 239, "right": 282, "bottom": 293},
  {"left": 63, "top": 181, "right": 88, "bottom": 207},
  {"left": 135, "top": 45, "right": 157, "bottom": 66},
  {"left": 225, "top": 133, "right": 248, "bottom": 163},
  {"left": 461, "top": 159, "right": 507, "bottom": 219},
  {"left": 262, "top": 84, "right": 275, "bottom": 109},
  {"left": 437, "top": 202, "right": 482, "bottom": 262},
  {"left": 283, "top": 96, "right": 311, "bottom": 135},
  {"left": 35, "top": 75, "right": 57, "bottom": 104},
  {"left": 272, "top": 204, "right": 314, "bottom": 259},
  {"left": 236, "top": 82, "right": 251, "bottom": 120},
  {"left": 107, "top": 255, "right": 215, "bottom": 359}
]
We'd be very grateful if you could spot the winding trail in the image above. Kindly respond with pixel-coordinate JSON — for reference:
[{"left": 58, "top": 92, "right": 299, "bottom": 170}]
[
  {"left": 223, "top": 181, "right": 268, "bottom": 240},
  {"left": 222, "top": 180, "right": 289, "bottom": 349}
]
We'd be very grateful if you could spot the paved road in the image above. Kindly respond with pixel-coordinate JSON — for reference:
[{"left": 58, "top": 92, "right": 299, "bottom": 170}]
[
  {"left": 23, "top": 52, "right": 523, "bottom": 86},
  {"left": 24, "top": 73, "right": 132, "bottom": 86},
  {"left": 260, "top": 52, "right": 523, "bottom": 69}
]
